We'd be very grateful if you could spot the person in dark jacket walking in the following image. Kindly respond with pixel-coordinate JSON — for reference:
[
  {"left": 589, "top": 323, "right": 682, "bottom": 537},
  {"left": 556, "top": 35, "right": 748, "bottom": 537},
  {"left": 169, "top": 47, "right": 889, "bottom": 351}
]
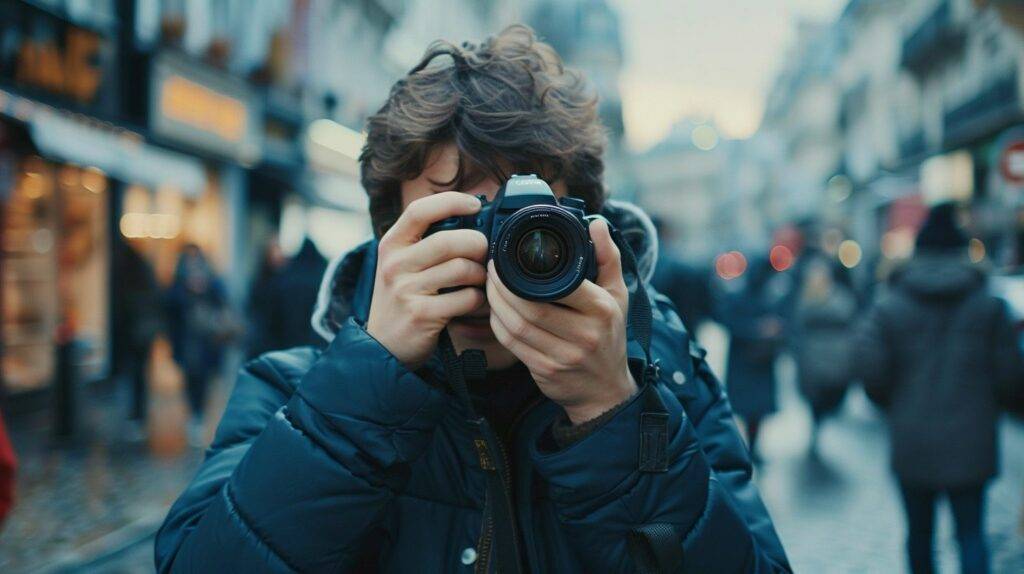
[
  {"left": 166, "top": 245, "right": 232, "bottom": 445},
  {"left": 718, "top": 257, "right": 787, "bottom": 463},
  {"left": 156, "top": 25, "right": 790, "bottom": 573},
  {"left": 246, "top": 236, "right": 287, "bottom": 358},
  {"left": 856, "top": 202, "right": 1024, "bottom": 574},
  {"left": 792, "top": 252, "right": 857, "bottom": 458},
  {"left": 112, "top": 238, "right": 164, "bottom": 430},
  {"left": 272, "top": 237, "right": 328, "bottom": 349},
  {"left": 651, "top": 217, "right": 712, "bottom": 333}
]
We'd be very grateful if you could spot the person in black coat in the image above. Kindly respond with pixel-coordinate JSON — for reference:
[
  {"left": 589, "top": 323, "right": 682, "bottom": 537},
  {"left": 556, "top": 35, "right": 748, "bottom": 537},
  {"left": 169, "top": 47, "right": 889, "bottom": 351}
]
[
  {"left": 274, "top": 238, "right": 328, "bottom": 349},
  {"left": 650, "top": 217, "right": 712, "bottom": 333},
  {"left": 166, "top": 244, "right": 232, "bottom": 444},
  {"left": 111, "top": 238, "right": 163, "bottom": 426},
  {"left": 791, "top": 251, "right": 857, "bottom": 458},
  {"left": 718, "top": 257, "right": 787, "bottom": 462},
  {"left": 246, "top": 237, "right": 286, "bottom": 358},
  {"left": 856, "top": 202, "right": 1024, "bottom": 574}
]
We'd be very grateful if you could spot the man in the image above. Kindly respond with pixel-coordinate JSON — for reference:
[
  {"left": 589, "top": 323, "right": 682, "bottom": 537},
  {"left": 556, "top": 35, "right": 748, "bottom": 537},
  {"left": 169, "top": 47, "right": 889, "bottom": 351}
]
[
  {"left": 156, "top": 25, "right": 789, "bottom": 573},
  {"left": 856, "top": 202, "right": 1023, "bottom": 574}
]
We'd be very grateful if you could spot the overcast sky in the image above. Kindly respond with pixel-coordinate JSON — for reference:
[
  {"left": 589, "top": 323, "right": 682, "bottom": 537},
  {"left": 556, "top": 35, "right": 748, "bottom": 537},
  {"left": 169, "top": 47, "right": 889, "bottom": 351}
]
[{"left": 614, "top": 0, "right": 846, "bottom": 151}]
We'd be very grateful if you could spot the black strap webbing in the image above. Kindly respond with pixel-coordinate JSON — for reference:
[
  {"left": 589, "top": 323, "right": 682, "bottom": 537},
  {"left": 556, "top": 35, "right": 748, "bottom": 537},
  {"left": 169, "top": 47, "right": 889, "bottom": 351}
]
[
  {"left": 628, "top": 523, "right": 685, "bottom": 574},
  {"left": 438, "top": 330, "right": 524, "bottom": 574}
]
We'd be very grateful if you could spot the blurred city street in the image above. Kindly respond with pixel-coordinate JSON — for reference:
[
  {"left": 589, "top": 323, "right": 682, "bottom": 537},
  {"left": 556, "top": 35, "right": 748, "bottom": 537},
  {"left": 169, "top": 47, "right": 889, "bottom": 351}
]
[
  {"left": 0, "top": 340, "right": 230, "bottom": 573},
  {"left": 2, "top": 0, "right": 1024, "bottom": 572},
  {"left": 697, "top": 324, "right": 1024, "bottom": 574}
]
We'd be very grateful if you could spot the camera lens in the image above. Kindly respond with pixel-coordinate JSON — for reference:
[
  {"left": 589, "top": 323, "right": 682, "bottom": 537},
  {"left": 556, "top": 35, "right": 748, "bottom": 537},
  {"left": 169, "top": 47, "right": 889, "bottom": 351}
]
[
  {"left": 516, "top": 228, "right": 565, "bottom": 278},
  {"left": 494, "top": 205, "right": 594, "bottom": 301}
]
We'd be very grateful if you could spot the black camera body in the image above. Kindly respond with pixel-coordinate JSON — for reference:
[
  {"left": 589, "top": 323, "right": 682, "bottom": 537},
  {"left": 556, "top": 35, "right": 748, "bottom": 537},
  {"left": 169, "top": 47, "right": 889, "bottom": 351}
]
[{"left": 425, "top": 174, "right": 597, "bottom": 302}]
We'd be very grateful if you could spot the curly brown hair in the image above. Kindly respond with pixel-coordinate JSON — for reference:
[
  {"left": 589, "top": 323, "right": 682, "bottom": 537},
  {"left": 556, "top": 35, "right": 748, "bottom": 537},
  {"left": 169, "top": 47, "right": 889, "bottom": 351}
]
[{"left": 359, "top": 24, "right": 607, "bottom": 237}]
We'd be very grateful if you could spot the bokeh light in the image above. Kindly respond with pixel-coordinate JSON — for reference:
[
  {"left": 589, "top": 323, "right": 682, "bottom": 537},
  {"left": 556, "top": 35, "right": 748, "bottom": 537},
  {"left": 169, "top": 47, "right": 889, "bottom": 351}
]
[
  {"left": 969, "top": 238, "right": 986, "bottom": 263},
  {"left": 769, "top": 245, "right": 794, "bottom": 271},
  {"left": 715, "top": 250, "right": 747, "bottom": 280},
  {"left": 837, "top": 240, "right": 862, "bottom": 268},
  {"left": 691, "top": 124, "right": 719, "bottom": 151}
]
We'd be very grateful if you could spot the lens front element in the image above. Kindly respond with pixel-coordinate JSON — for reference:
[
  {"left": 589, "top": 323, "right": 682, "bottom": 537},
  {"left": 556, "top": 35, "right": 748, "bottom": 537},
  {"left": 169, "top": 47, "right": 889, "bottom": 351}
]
[
  {"left": 493, "top": 205, "right": 591, "bottom": 301},
  {"left": 515, "top": 228, "right": 565, "bottom": 278}
]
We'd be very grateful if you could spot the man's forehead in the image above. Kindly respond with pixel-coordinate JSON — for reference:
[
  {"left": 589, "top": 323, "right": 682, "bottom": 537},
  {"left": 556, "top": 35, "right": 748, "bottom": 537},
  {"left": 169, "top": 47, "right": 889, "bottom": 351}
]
[{"left": 422, "top": 143, "right": 510, "bottom": 186}]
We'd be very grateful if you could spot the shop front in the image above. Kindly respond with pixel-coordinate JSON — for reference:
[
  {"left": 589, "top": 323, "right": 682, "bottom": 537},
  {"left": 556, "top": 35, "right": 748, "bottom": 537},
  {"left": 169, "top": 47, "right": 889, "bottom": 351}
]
[
  {"left": 0, "top": 3, "right": 122, "bottom": 398},
  {"left": 145, "top": 50, "right": 263, "bottom": 300}
]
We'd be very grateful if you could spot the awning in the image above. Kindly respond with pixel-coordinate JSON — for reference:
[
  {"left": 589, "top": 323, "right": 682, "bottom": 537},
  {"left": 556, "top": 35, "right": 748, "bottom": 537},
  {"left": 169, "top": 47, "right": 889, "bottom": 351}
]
[
  {"left": 28, "top": 109, "right": 207, "bottom": 196},
  {"left": 306, "top": 171, "right": 368, "bottom": 212}
]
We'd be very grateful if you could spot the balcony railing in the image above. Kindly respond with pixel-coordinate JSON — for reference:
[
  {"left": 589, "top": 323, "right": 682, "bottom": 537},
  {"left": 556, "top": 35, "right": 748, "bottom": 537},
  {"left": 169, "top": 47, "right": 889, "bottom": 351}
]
[
  {"left": 942, "top": 74, "right": 1021, "bottom": 147},
  {"left": 900, "top": 1, "right": 966, "bottom": 76}
]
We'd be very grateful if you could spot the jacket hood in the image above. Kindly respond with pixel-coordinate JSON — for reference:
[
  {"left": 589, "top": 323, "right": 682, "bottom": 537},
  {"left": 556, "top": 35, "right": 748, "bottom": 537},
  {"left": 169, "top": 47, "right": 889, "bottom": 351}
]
[
  {"left": 893, "top": 254, "right": 984, "bottom": 301},
  {"left": 310, "top": 200, "right": 659, "bottom": 342}
]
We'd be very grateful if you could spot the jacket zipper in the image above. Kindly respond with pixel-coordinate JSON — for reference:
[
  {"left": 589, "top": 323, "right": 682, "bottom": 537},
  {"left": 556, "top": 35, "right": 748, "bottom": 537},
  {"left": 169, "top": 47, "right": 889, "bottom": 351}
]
[
  {"left": 473, "top": 395, "right": 544, "bottom": 573},
  {"left": 475, "top": 488, "right": 495, "bottom": 574}
]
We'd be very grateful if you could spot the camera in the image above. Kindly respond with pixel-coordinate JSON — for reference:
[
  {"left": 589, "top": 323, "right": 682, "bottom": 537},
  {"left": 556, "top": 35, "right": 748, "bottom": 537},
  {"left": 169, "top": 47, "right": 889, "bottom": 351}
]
[{"left": 425, "top": 174, "right": 597, "bottom": 302}]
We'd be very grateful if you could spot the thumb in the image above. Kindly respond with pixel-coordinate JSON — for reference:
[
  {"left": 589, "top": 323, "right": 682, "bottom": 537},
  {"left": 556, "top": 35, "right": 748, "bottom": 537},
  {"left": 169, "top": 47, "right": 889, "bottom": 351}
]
[{"left": 589, "top": 218, "right": 624, "bottom": 293}]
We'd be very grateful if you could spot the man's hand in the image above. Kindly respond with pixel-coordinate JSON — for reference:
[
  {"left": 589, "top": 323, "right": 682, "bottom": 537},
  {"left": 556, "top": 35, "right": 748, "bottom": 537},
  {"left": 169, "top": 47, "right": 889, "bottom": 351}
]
[
  {"left": 366, "top": 192, "right": 488, "bottom": 369},
  {"left": 487, "top": 218, "right": 637, "bottom": 424}
]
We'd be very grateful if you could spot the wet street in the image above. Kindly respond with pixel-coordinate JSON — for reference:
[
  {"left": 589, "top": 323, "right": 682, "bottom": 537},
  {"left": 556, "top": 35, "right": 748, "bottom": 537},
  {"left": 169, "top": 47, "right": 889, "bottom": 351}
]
[
  {"left": 700, "top": 323, "right": 1024, "bottom": 574},
  {"left": 2, "top": 330, "right": 1023, "bottom": 573},
  {"left": 0, "top": 340, "right": 231, "bottom": 574}
]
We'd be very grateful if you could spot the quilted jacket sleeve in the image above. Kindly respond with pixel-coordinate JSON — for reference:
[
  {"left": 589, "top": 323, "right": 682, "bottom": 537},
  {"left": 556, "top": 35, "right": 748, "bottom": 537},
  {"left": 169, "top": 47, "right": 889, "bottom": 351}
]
[
  {"left": 154, "top": 318, "right": 450, "bottom": 573},
  {"left": 853, "top": 300, "right": 897, "bottom": 408},
  {"left": 529, "top": 295, "right": 791, "bottom": 573}
]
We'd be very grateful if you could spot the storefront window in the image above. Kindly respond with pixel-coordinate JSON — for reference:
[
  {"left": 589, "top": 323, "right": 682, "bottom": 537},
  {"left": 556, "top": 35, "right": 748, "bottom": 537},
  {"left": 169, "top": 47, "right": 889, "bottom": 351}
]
[
  {"left": 119, "top": 171, "right": 225, "bottom": 286},
  {"left": 1, "top": 155, "right": 109, "bottom": 393}
]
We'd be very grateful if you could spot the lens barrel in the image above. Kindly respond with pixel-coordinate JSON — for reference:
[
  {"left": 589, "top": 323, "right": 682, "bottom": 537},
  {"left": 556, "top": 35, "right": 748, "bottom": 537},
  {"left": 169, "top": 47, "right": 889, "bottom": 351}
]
[{"left": 493, "top": 205, "right": 591, "bottom": 301}]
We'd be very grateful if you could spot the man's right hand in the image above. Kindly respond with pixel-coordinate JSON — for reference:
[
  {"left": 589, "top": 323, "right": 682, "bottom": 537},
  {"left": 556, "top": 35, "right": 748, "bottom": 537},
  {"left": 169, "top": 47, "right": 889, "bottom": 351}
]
[{"left": 365, "top": 192, "right": 488, "bottom": 369}]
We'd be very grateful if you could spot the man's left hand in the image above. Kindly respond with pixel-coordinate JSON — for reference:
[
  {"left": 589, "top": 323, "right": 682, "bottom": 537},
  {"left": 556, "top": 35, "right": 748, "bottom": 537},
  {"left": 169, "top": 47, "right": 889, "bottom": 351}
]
[{"left": 487, "top": 218, "right": 637, "bottom": 425}]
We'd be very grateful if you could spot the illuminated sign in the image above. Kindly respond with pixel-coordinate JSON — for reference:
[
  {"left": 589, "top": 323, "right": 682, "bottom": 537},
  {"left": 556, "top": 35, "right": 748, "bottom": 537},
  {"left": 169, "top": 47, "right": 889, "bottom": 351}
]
[
  {"left": 160, "top": 75, "right": 247, "bottom": 143},
  {"left": 15, "top": 27, "right": 103, "bottom": 103},
  {"left": 149, "top": 52, "right": 262, "bottom": 164}
]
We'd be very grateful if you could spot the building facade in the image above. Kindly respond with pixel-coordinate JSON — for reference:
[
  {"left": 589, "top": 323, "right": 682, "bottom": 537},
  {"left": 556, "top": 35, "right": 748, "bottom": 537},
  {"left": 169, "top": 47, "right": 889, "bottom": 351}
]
[{"left": 759, "top": 0, "right": 1024, "bottom": 280}]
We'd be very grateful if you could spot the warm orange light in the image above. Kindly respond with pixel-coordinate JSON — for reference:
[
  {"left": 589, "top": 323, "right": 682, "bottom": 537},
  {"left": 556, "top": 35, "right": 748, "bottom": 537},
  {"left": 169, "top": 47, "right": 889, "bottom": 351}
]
[
  {"left": 769, "top": 245, "right": 794, "bottom": 271},
  {"left": 160, "top": 75, "right": 246, "bottom": 142}
]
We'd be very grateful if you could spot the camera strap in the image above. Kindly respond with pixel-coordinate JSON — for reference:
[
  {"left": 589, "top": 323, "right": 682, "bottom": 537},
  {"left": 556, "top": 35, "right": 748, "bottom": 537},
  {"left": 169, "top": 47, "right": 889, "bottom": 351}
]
[{"left": 437, "top": 329, "right": 524, "bottom": 574}]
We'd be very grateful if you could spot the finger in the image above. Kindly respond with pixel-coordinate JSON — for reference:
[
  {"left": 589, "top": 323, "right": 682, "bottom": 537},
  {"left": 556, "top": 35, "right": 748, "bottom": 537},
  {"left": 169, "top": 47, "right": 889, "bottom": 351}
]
[
  {"left": 419, "top": 287, "right": 485, "bottom": 320},
  {"left": 486, "top": 273, "right": 568, "bottom": 352},
  {"left": 489, "top": 310, "right": 560, "bottom": 375},
  {"left": 555, "top": 279, "right": 620, "bottom": 316},
  {"left": 486, "top": 261, "right": 581, "bottom": 340},
  {"left": 384, "top": 191, "right": 481, "bottom": 245},
  {"left": 405, "top": 229, "right": 489, "bottom": 271},
  {"left": 417, "top": 257, "right": 486, "bottom": 293},
  {"left": 589, "top": 218, "right": 625, "bottom": 293}
]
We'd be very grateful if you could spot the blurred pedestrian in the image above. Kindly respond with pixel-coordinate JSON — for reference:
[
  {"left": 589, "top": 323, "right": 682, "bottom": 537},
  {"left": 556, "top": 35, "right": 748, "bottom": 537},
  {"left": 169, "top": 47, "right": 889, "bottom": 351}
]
[
  {"left": 856, "top": 202, "right": 1024, "bottom": 574},
  {"left": 111, "top": 238, "right": 163, "bottom": 436},
  {"left": 272, "top": 237, "right": 328, "bottom": 349},
  {"left": 650, "top": 217, "right": 712, "bottom": 332},
  {"left": 246, "top": 236, "right": 287, "bottom": 358},
  {"left": 166, "top": 244, "right": 236, "bottom": 446},
  {"left": 718, "top": 256, "right": 787, "bottom": 463},
  {"left": 792, "top": 252, "right": 856, "bottom": 458}
]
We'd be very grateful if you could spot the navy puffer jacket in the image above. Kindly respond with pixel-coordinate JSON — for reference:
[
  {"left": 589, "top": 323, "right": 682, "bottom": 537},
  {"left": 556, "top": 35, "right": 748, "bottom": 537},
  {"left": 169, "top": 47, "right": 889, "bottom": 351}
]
[{"left": 155, "top": 203, "right": 790, "bottom": 573}]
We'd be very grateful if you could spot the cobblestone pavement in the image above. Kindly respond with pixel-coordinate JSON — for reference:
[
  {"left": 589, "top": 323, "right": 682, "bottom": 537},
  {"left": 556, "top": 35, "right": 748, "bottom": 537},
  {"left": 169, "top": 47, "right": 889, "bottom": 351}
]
[
  {"left": 0, "top": 341, "right": 233, "bottom": 574},
  {"left": 698, "top": 323, "right": 1024, "bottom": 574}
]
